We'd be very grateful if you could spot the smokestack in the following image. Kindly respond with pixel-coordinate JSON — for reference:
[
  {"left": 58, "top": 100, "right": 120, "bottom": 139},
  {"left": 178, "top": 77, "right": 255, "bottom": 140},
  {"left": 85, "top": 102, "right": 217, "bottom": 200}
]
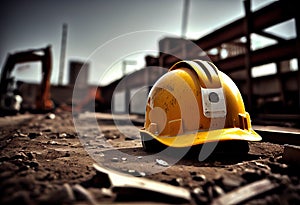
[
  {"left": 58, "top": 23, "right": 68, "bottom": 85},
  {"left": 181, "top": 0, "right": 190, "bottom": 39}
]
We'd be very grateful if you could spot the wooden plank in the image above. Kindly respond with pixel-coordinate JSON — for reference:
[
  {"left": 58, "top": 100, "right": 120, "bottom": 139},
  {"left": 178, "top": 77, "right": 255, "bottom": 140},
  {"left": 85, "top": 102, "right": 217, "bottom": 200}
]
[
  {"left": 211, "top": 179, "right": 278, "bottom": 205},
  {"left": 93, "top": 163, "right": 191, "bottom": 203},
  {"left": 253, "top": 125, "right": 300, "bottom": 146}
]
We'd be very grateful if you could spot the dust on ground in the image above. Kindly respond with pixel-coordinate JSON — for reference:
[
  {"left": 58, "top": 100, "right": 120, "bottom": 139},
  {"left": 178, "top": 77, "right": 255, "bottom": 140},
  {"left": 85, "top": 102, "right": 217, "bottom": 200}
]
[{"left": 0, "top": 110, "right": 299, "bottom": 204}]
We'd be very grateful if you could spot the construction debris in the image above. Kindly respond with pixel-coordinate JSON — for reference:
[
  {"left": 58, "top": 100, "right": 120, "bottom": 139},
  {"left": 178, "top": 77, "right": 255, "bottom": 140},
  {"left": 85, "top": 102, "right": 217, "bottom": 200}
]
[
  {"left": 211, "top": 179, "right": 278, "bottom": 205},
  {"left": 93, "top": 163, "right": 191, "bottom": 203},
  {"left": 282, "top": 144, "right": 300, "bottom": 166}
]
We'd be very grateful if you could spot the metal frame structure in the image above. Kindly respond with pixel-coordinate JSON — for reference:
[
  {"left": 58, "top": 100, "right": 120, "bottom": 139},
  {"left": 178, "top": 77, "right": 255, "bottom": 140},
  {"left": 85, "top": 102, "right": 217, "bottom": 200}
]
[{"left": 146, "top": 0, "right": 300, "bottom": 126}]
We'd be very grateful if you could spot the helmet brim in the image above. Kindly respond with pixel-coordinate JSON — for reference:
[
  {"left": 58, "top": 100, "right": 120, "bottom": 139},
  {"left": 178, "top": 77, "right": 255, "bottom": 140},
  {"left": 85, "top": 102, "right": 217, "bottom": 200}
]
[{"left": 140, "top": 128, "right": 262, "bottom": 148}]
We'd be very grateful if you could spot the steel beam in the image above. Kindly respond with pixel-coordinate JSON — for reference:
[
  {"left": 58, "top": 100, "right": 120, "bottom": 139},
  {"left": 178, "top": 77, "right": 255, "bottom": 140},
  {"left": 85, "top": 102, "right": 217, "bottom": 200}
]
[
  {"left": 215, "top": 39, "right": 297, "bottom": 73},
  {"left": 193, "top": 0, "right": 295, "bottom": 50}
]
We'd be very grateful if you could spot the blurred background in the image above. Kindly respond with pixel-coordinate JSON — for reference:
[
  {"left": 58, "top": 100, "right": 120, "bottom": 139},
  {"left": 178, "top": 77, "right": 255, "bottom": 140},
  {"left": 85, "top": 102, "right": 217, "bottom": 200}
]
[{"left": 0, "top": 0, "right": 299, "bottom": 127}]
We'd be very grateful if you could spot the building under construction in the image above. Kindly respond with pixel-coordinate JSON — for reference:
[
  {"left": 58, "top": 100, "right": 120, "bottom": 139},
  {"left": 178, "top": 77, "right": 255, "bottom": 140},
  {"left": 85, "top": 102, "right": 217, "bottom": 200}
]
[{"left": 114, "top": 0, "right": 299, "bottom": 127}]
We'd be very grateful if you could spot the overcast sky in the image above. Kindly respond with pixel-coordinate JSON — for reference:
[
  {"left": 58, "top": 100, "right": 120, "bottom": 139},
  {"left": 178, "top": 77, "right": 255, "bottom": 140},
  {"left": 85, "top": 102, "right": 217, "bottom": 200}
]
[{"left": 1, "top": 0, "right": 287, "bottom": 86}]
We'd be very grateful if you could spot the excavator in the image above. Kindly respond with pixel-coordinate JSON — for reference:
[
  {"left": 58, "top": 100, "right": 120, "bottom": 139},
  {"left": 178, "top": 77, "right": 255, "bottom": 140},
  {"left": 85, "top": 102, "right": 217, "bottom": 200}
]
[{"left": 0, "top": 45, "right": 54, "bottom": 115}]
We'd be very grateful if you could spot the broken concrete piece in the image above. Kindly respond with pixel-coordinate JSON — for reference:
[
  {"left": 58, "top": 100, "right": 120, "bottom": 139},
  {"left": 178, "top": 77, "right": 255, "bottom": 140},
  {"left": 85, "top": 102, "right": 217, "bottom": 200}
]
[
  {"left": 211, "top": 179, "right": 278, "bottom": 205},
  {"left": 93, "top": 163, "right": 191, "bottom": 203},
  {"left": 282, "top": 144, "right": 300, "bottom": 166}
]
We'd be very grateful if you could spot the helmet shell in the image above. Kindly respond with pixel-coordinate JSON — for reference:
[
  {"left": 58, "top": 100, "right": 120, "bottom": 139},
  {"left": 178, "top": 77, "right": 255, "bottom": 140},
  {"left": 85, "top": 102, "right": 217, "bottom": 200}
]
[{"left": 140, "top": 60, "right": 261, "bottom": 148}]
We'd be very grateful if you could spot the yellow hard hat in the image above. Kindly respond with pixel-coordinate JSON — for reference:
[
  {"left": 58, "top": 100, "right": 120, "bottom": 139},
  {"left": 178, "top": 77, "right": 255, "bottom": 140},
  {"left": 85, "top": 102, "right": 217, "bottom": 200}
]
[{"left": 140, "top": 60, "right": 261, "bottom": 151}]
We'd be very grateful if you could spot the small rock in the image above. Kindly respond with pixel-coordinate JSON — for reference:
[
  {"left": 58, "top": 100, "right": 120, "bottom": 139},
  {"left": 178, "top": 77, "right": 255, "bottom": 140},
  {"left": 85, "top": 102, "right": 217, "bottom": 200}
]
[
  {"left": 48, "top": 141, "right": 58, "bottom": 145},
  {"left": 59, "top": 133, "right": 67, "bottom": 138},
  {"left": 100, "top": 188, "right": 114, "bottom": 197},
  {"left": 137, "top": 156, "right": 143, "bottom": 159},
  {"left": 138, "top": 172, "right": 146, "bottom": 177},
  {"left": 193, "top": 187, "right": 204, "bottom": 195},
  {"left": 213, "top": 185, "right": 225, "bottom": 197},
  {"left": 18, "top": 133, "right": 28, "bottom": 138},
  {"left": 97, "top": 152, "right": 105, "bottom": 157},
  {"left": 128, "top": 169, "right": 136, "bottom": 174},
  {"left": 175, "top": 178, "right": 184, "bottom": 186},
  {"left": 46, "top": 113, "right": 56, "bottom": 119},
  {"left": 156, "top": 159, "right": 169, "bottom": 167},
  {"left": 121, "top": 157, "right": 127, "bottom": 161}
]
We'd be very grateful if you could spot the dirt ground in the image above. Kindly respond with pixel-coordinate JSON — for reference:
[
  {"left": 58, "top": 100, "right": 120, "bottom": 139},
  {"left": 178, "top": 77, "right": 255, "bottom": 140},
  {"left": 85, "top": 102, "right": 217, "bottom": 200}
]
[{"left": 0, "top": 109, "right": 299, "bottom": 205}]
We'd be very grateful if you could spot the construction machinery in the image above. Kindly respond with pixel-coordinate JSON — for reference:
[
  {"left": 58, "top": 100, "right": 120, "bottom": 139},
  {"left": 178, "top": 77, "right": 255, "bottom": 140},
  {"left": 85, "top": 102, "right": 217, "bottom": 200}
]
[{"left": 0, "top": 46, "right": 54, "bottom": 114}]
